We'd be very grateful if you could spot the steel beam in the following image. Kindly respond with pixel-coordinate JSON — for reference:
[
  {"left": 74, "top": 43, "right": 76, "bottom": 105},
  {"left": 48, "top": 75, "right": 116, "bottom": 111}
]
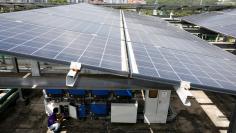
[{"left": 0, "top": 72, "right": 174, "bottom": 90}]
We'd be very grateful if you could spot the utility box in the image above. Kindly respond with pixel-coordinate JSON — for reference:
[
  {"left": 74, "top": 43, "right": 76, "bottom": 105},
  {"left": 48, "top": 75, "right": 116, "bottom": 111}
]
[
  {"left": 111, "top": 101, "right": 138, "bottom": 123},
  {"left": 69, "top": 105, "right": 77, "bottom": 119},
  {"left": 144, "top": 90, "right": 171, "bottom": 123}
]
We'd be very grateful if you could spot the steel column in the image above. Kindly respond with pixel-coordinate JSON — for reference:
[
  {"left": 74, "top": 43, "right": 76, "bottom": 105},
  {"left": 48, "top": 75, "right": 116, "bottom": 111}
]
[
  {"left": 12, "top": 57, "right": 19, "bottom": 73},
  {"left": 31, "top": 60, "right": 40, "bottom": 76}
]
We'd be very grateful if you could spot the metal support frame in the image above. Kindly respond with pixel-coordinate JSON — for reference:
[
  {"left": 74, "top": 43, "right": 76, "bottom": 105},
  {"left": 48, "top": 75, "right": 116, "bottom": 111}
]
[
  {"left": 136, "top": 8, "right": 141, "bottom": 15},
  {"left": 174, "top": 81, "right": 193, "bottom": 106},
  {"left": 1, "top": 55, "right": 6, "bottom": 64},
  {"left": 223, "top": 36, "right": 227, "bottom": 42},
  {"left": 215, "top": 34, "right": 220, "bottom": 42},
  {"left": 169, "top": 11, "right": 174, "bottom": 19},
  {"left": 12, "top": 57, "right": 19, "bottom": 73},
  {"left": 31, "top": 60, "right": 40, "bottom": 76},
  {"left": 18, "top": 88, "right": 24, "bottom": 101}
]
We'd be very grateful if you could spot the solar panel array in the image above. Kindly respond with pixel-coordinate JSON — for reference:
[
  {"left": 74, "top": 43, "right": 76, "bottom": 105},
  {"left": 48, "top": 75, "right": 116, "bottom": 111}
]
[
  {"left": 0, "top": 4, "right": 126, "bottom": 74},
  {"left": 123, "top": 12, "right": 236, "bottom": 94},
  {"left": 1, "top": 4, "right": 236, "bottom": 94},
  {"left": 181, "top": 9, "right": 236, "bottom": 38}
]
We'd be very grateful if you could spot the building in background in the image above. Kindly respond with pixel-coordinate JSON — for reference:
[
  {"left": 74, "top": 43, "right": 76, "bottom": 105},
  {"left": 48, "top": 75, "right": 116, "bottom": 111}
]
[
  {"left": 67, "top": 0, "right": 84, "bottom": 3},
  {"left": 217, "top": 0, "right": 236, "bottom": 5},
  {"left": 89, "top": 0, "right": 103, "bottom": 4},
  {"left": 128, "top": 0, "right": 145, "bottom": 4},
  {"left": 104, "top": 0, "right": 125, "bottom": 3}
]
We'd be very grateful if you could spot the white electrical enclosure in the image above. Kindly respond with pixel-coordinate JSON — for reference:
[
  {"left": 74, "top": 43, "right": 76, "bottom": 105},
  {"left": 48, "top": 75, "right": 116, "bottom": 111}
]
[
  {"left": 144, "top": 90, "right": 171, "bottom": 124},
  {"left": 111, "top": 102, "right": 138, "bottom": 123},
  {"left": 69, "top": 105, "right": 77, "bottom": 119}
]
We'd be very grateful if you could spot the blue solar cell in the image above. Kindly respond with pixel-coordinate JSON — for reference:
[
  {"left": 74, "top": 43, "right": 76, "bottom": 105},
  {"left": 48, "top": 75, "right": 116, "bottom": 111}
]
[
  {"left": 23, "top": 41, "right": 45, "bottom": 48},
  {"left": 33, "top": 49, "right": 59, "bottom": 58},
  {"left": 79, "top": 56, "right": 100, "bottom": 67},
  {"left": 178, "top": 74, "right": 201, "bottom": 85},
  {"left": 10, "top": 46, "right": 38, "bottom": 54},
  {"left": 62, "top": 48, "right": 84, "bottom": 55},
  {"left": 190, "top": 70, "right": 210, "bottom": 78},
  {"left": 0, "top": 26, "right": 6, "bottom": 31},
  {"left": 33, "top": 38, "right": 51, "bottom": 44},
  {"left": 102, "top": 54, "right": 121, "bottom": 62},
  {"left": 155, "top": 63, "right": 173, "bottom": 72},
  {"left": 136, "top": 59, "right": 153, "bottom": 67},
  {"left": 0, "top": 42, "right": 16, "bottom": 50},
  {"left": 197, "top": 77, "right": 221, "bottom": 88},
  {"left": 42, "top": 45, "right": 64, "bottom": 52},
  {"left": 103, "top": 48, "right": 121, "bottom": 57},
  {"left": 137, "top": 66, "right": 159, "bottom": 77},
  {"left": 56, "top": 53, "right": 79, "bottom": 62},
  {"left": 24, "top": 31, "right": 42, "bottom": 36},
  {"left": 14, "top": 34, "right": 35, "bottom": 40},
  {"left": 50, "top": 40, "right": 69, "bottom": 47},
  {"left": 158, "top": 70, "right": 180, "bottom": 81},
  {"left": 216, "top": 80, "right": 236, "bottom": 91},
  {"left": 101, "top": 60, "right": 121, "bottom": 70},
  {"left": 172, "top": 67, "right": 192, "bottom": 75},
  {"left": 2, "top": 38, "right": 26, "bottom": 44}
]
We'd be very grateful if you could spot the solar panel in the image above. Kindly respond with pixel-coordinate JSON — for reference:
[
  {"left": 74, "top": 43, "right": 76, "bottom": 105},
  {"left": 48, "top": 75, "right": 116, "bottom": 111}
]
[
  {"left": 1, "top": 4, "right": 236, "bottom": 94},
  {"left": 0, "top": 4, "right": 128, "bottom": 75},
  {"left": 123, "top": 11, "right": 236, "bottom": 94},
  {"left": 181, "top": 9, "right": 236, "bottom": 38}
]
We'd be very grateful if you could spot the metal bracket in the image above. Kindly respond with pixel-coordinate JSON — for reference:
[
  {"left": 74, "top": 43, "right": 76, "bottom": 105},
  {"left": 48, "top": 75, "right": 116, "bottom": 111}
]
[
  {"left": 174, "top": 81, "right": 193, "bottom": 106},
  {"left": 66, "top": 62, "right": 82, "bottom": 87}
]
